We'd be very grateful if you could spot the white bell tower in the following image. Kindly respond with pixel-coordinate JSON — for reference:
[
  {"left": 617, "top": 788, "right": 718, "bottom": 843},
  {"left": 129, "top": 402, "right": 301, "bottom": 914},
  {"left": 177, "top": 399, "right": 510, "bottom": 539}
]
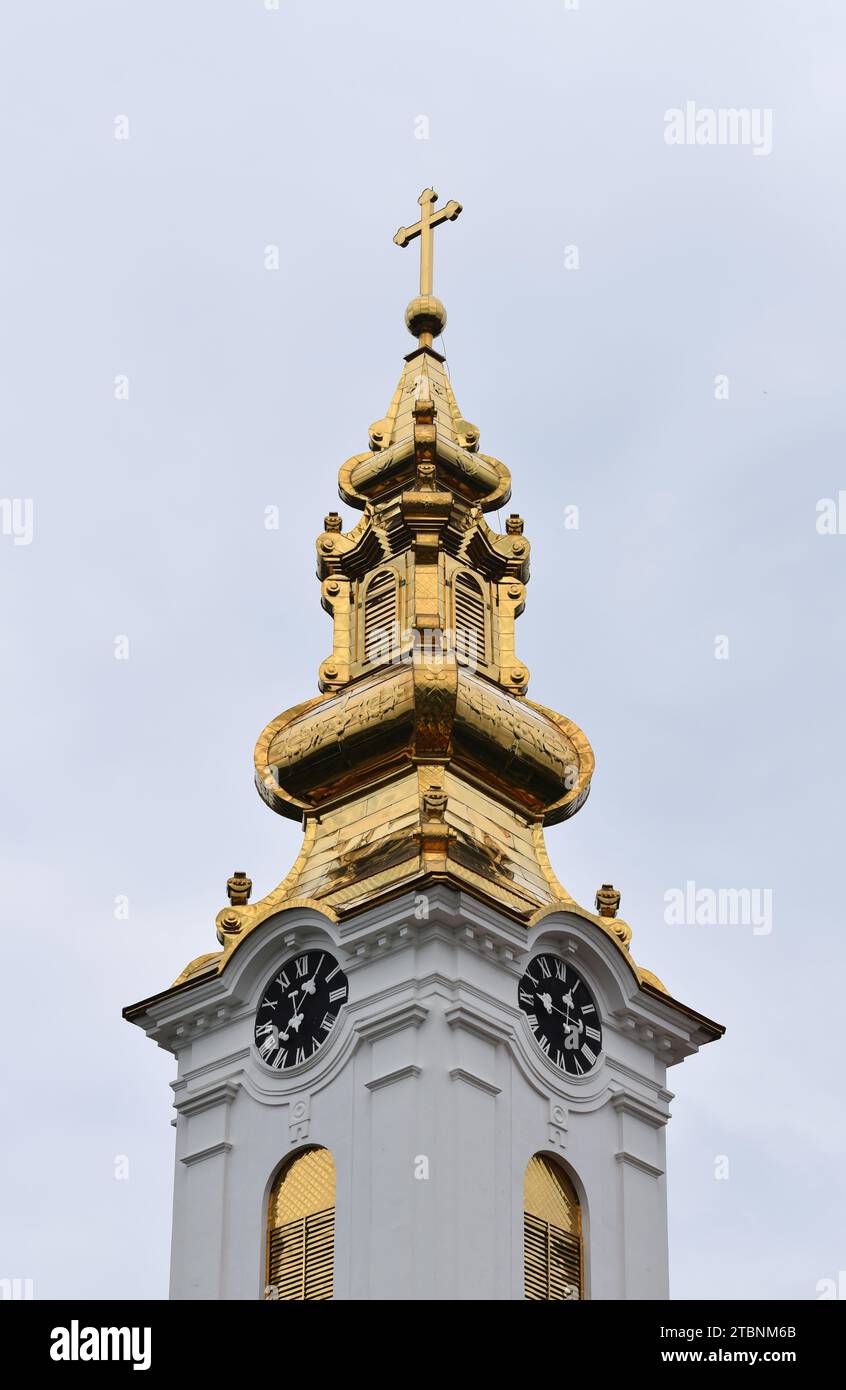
[
  {"left": 125, "top": 189, "right": 722, "bottom": 1300},
  {"left": 127, "top": 888, "right": 720, "bottom": 1300}
]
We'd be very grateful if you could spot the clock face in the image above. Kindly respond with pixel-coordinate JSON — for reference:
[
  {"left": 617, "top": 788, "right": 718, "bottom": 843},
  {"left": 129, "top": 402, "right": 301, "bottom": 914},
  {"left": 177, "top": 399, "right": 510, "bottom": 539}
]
[
  {"left": 518, "top": 954, "right": 602, "bottom": 1076},
  {"left": 254, "top": 950, "right": 348, "bottom": 1071}
]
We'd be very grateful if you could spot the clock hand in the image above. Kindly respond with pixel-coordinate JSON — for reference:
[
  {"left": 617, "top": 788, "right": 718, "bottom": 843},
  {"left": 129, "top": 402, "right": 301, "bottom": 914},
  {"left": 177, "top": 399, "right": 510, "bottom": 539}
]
[
  {"left": 298, "top": 955, "right": 326, "bottom": 998},
  {"left": 540, "top": 997, "right": 583, "bottom": 1029}
]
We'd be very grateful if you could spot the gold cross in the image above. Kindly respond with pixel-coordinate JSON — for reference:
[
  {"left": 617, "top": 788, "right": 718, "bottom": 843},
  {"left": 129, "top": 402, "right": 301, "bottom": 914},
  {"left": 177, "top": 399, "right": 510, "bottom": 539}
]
[{"left": 394, "top": 188, "right": 462, "bottom": 297}]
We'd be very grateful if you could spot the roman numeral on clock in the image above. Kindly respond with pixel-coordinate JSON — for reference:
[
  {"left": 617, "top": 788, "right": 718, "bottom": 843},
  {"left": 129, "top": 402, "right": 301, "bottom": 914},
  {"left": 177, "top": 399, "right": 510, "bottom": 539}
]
[
  {"left": 553, "top": 960, "right": 566, "bottom": 981},
  {"left": 519, "top": 987, "right": 534, "bottom": 1005},
  {"left": 585, "top": 1026, "right": 601, "bottom": 1042},
  {"left": 328, "top": 987, "right": 347, "bottom": 1003},
  {"left": 538, "top": 957, "right": 551, "bottom": 978},
  {"left": 295, "top": 956, "right": 309, "bottom": 978},
  {"left": 320, "top": 1012, "right": 336, "bottom": 1033},
  {"left": 582, "top": 1044, "right": 597, "bottom": 1067}
]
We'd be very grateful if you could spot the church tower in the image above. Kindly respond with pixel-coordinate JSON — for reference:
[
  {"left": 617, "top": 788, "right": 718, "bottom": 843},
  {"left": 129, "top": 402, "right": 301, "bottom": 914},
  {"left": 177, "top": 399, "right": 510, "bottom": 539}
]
[{"left": 124, "top": 190, "right": 723, "bottom": 1301}]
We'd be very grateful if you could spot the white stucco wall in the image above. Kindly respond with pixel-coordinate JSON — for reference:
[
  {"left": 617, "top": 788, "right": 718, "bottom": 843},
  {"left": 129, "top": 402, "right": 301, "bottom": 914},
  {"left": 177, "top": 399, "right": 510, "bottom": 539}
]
[{"left": 133, "top": 887, "right": 709, "bottom": 1300}]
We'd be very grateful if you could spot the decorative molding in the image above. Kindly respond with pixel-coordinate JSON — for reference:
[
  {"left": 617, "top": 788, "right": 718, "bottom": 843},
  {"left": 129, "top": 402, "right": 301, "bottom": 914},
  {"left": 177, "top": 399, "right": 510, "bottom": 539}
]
[
  {"left": 444, "top": 1000, "right": 515, "bottom": 1047},
  {"left": 611, "top": 1091, "right": 669, "bottom": 1130},
  {"left": 548, "top": 1099, "right": 568, "bottom": 1150},
  {"left": 288, "top": 1094, "right": 311, "bottom": 1145},
  {"left": 448, "top": 1067, "right": 500, "bottom": 1097},
  {"left": 365, "top": 1064, "right": 422, "bottom": 1092},
  {"left": 614, "top": 1150, "right": 665, "bottom": 1179},
  {"left": 355, "top": 1000, "right": 429, "bottom": 1044},
  {"left": 180, "top": 1140, "right": 233, "bottom": 1167},
  {"left": 605, "top": 1055, "right": 674, "bottom": 1102},
  {"left": 174, "top": 1078, "right": 240, "bottom": 1118}
]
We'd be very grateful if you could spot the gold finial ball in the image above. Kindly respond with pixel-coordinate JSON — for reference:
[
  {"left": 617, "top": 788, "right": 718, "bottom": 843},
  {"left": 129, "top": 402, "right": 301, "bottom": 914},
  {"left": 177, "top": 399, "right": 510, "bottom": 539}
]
[{"left": 405, "top": 295, "right": 447, "bottom": 339}]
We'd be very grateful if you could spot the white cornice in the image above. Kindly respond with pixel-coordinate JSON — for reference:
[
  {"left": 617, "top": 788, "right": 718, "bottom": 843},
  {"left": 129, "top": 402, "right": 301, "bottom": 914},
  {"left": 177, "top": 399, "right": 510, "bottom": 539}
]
[
  {"left": 174, "top": 1078, "right": 241, "bottom": 1118},
  {"left": 365, "top": 1064, "right": 422, "bottom": 1092},
  {"left": 449, "top": 1067, "right": 501, "bottom": 1097},
  {"left": 614, "top": 1150, "right": 665, "bottom": 1179},
  {"left": 180, "top": 1141, "right": 233, "bottom": 1167}
]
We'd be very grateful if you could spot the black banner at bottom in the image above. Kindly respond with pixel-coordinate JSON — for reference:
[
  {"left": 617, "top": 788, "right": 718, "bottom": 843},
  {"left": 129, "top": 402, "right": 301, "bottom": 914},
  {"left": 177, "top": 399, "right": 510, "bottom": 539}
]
[{"left": 1, "top": 1298, "right": 842, "bottom": 1376}]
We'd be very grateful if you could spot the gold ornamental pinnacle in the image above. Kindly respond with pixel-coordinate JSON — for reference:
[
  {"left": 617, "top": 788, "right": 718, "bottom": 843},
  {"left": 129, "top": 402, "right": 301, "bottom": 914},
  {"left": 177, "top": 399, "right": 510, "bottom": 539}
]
[
  {"left": 394, "top": 187, "right": 462, "bottom": 346},
  {"left": 157, "top": 187, "right": 679, "bottom": 1013}
]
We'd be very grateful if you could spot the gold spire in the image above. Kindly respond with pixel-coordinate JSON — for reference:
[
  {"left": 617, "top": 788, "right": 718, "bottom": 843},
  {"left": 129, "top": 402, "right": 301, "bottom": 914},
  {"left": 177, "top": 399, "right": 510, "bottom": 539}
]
[
  {"left": 161, "top": 192, "right": 675, "bottom": 1005},
  {"left": 242, "top": 191, "right": 596, "bottom": 927},
  {"left": 393, "top": 188, "right": 462, "bottom": 348}
]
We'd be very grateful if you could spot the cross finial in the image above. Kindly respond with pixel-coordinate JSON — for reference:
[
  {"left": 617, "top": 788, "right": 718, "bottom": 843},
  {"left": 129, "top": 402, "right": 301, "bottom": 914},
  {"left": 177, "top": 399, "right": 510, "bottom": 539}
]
[
  {"left": 394, "top": 188, "right": 462, "bottom": 345},
  {"left": 394, "top": 188, "right": 462, "bottom": 296}
]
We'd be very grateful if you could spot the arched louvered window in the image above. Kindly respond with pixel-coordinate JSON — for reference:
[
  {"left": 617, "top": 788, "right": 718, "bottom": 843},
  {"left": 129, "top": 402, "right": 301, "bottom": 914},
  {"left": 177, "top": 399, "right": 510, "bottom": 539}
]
[
  {"left": 454, "top": 571, "right": 487, "bottom": 667},
  {"left": 524, "top": 1153, "right": 583, "bottom": 1300},
  {"left": 363, "top": 569, "right": 398, "bottom": 663},
  {"left": 266, "top": 1147, "right": 335, "bottom": 1301}
]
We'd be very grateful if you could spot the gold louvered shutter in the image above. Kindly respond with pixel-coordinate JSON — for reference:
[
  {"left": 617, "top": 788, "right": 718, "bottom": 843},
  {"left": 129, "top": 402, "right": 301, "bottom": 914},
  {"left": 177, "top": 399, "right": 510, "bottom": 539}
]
[
  {"left": 454, "top": 572, "right": 487, "bottom": 665},
  {"left": 268, "top": 1208, "right": 334, "bottom": 1301},
  {"left": 363, "top": 570, "right": 397, "bottom": 662},
  {"left": 266, "top": 1147, "right": 335, "bottom": 1301},
  {"left": 524, "top": 1154, "right": 583, "bottom": 1300}
]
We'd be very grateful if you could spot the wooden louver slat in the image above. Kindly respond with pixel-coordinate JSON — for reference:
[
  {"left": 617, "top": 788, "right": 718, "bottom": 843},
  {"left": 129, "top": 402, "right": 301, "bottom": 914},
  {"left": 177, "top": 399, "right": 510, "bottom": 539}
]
[
  {"left": 364, "top": 571, "right": 397, "bottom": 662},
  {"left": 524, "top": 1212, "right": 581, "bottom": 1300},
  {"left": 268, "top": 1205, "right": 335, "bottom": 1301},
  {"left": 454, "top": 573, "right": 486, "bottom": 665}
]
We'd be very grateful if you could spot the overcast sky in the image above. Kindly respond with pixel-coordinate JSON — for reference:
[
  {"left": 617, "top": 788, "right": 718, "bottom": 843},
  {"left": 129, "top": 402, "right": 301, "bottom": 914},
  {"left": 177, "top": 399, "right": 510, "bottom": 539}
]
[{"left": 1, "top": 0, "right": 844, "bottom": 1300}]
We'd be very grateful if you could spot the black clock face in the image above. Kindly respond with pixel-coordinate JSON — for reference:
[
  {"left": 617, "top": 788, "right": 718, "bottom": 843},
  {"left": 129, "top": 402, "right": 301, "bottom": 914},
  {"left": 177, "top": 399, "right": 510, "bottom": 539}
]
[
  {"left": 518, "top": 954, "right": 602, "bottom": 1076},
  {"left": 254, "top": 950, "right": 348, "bottom": 1071}
]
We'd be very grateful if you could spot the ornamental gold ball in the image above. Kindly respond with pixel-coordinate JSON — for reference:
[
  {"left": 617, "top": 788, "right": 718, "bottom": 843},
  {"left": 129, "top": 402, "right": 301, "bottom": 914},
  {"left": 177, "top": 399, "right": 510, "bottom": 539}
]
[{"left": 405, "top": 294, "right": 447, "bottom": 339}]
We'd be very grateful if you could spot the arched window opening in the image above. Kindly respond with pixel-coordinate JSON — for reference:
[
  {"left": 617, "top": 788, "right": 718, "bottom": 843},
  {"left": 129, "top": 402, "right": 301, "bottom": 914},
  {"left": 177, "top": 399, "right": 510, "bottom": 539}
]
[
  {"left": 266, "top": 1147, "right": 335, "bottom": 1301},
  {"left": 524, "top": 1153, "right": 583, "bottom": 1300},
  {"left": 454, "top": 571, "right": 487, "bottom": 667},
  {"left": 363, "top": 570, "right": 398, "bottom": 663}
]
